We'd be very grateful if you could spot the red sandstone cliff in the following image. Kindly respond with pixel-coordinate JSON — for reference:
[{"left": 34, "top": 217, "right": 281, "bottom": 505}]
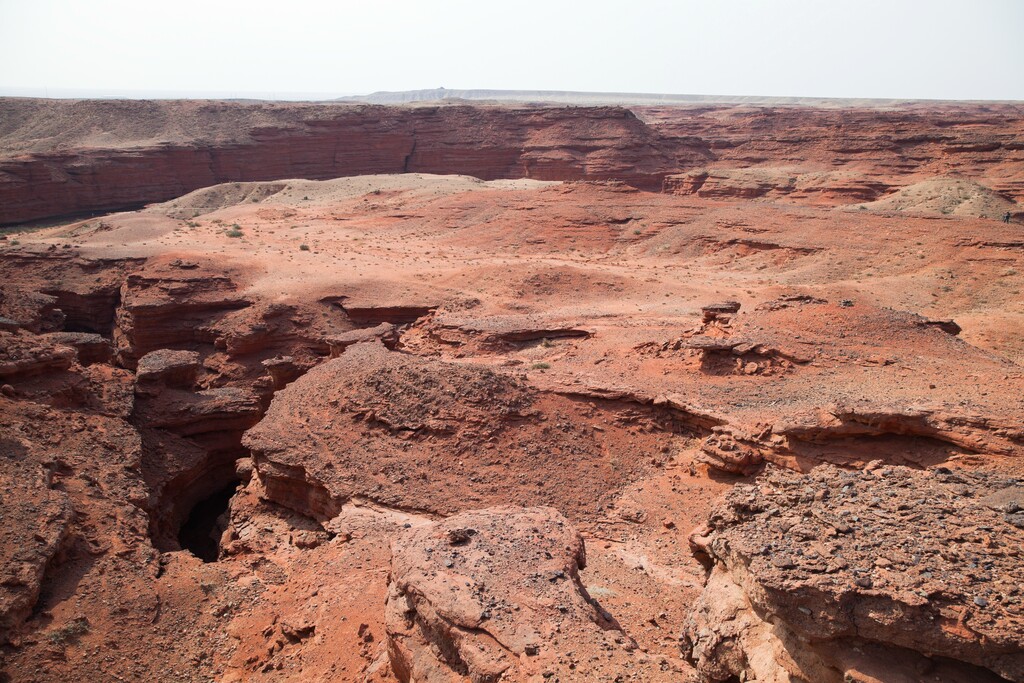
[
  {"left": 638, "top": 104, "right": 1024, "bottom": 202},
  {"left": 0, "top": 100, "right": 690, "bottom": 224},
  {"left": 4, "top": 98, "right": 1021, "bottom": 226}
]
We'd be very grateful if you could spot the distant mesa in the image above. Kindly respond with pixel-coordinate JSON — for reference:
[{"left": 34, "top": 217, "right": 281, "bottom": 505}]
[{"left": 334, "top": 87, "right": 1019, "bottom": 107}]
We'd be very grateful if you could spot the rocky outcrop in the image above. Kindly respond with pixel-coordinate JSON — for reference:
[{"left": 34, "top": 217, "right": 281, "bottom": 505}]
[
  {"left": 208, "top": 302, "right": 332, "bottom": 358},
  {"left": 244, "top": 342, "right": 679, "bottom": 522},
  {"left": 261, "top": 355, "right": 302, "bottom": 389},
  {"left": 39, "top": 332, "right": 112, "bottom": 365},
  {"left": 0, "top": 286, "right": 64, "bottom": 333},
  {"left": 386, "top": 506, "right": 675, "bottom": 682},
  {"left": 114, "top": 263, "right": 250, "bottom": 366},
  {"left": 664, "top": 168, "right": 893, "bottom": 205},
  {"left": 324, "top": 322, "right": 399, "bottom": 356},
  {"left": 696, "top": 404, "right": 1024, "bottom": 476},
  {"left": 337, "top": 304, "right": 437, "bottom": 326},
  {"left": 775, "top": 405, "right": 1024, "bottom": 456},
  {"left": 0, "top": 253, "right": 141, "bottom": 334},
  {"left": 0, "top": 331, "right": 76, "bottom": 381},
  {"left": 135, "top": 386, "right": 262, "bottom": 443},
  {"left": 0, "top": 329, "right": 134, "bottom": 417},
  {"left": 683, "top": 464, "right": 1024, "bottom": 683},
  {"left": 700, "top": 301, "right": 741, "bottom": 323},
  {"left": 0, "top": 395, "right": 148, "bottom": 648},
  {"left": 423, "top": 312, "right": 592, "bottom": 349},
  {"left": 135, "top": 349, "right": 201, "bottom": 390}
]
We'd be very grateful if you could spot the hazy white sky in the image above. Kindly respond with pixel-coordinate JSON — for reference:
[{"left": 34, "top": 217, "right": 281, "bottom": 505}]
[{"left": 1, "top": 0, "right": 1022, "bottom": 100}]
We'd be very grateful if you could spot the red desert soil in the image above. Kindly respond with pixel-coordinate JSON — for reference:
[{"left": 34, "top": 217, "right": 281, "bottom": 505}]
[{"left": 0, "top": 100, "right": 1022, "bottom": 682}]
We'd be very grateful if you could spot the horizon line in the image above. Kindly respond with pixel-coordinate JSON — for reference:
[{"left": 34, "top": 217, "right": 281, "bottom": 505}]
[{"left": 1, "top": 86, "right": 1022, "bottom": 106}]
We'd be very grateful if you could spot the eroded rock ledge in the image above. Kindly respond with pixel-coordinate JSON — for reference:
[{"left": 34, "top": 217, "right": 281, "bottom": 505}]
[{"left": 684, "top": 464, "right": 1024, "bottom": 683}]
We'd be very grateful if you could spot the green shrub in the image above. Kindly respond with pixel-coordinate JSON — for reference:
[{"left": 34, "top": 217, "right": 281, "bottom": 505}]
[
  {"left": 225, "top": 229, "right": 243, "bottom": 238},
  {"left": 531, "top": 362, "right": 551, "bottom": 370},
  {"left": 47, "top": 618, "right": 89, "bottom": 645}
]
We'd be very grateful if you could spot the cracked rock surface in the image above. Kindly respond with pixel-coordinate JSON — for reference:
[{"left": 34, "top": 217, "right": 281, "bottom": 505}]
[{"left": 685, "top": 463, "right": 1024, "bottom": 683}]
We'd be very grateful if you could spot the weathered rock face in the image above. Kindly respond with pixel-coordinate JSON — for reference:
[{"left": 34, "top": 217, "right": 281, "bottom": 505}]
[
  {"left": 647, "top": 296, "right": 1024, "bottom": 475},
  {"left": 39, "top": 332, "right": 112, "bottom": 365},
  {"left": 0, "top": 330, "right": 134, "bottom": 416},
  {"left": 0, "top": 101, "right": 688, "bottom": 225},
  {"left": 683, "top": 464, "right": 1024, "bottom": 683},
  {"left": 640, "top": 104, "right": 1024, "bottom": 202},
  {"left": 324, "top": 322, "right": 399, "bottom": 356},
  {"left": 114, "top": 261, "right": 251, "bottom": 367},
  {"left": 135, "top": 348, "right": 201, "bottom": 389},
  {"left": 664, "top": 168, "right": 894, "bottom": 205},
  {"left": 206, "top": 300, "right": 343, "bottom": 363},
  {"left": 385, "top": 506, "right": 675, "bottom": 682},
  {"left": 0, "top": 286, "right": 64, "bottom": 333},
  {"left": 0, "top": 331, "right": 76, "bottom": 381},
  {"left": 0, "top": 253, "right": 139, "bottom": 334},
  {"left": 418, "top": 311, "right": 592, "bottom": 352}
]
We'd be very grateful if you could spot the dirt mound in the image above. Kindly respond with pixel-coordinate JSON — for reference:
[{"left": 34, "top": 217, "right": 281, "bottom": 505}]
[
  {"left": 851, "top": 177, "right": 1018, "bottom": 218},
  {"left": 148, "top": 174, "right": 558, "bottom": 219},
  {"left": 152, "top": 181, "right": 291, "bottom": 218}
]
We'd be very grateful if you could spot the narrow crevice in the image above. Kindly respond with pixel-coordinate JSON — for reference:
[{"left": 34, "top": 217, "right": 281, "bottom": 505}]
[
  {"left": 42, "top": 287, "right": 122, "bottom": 337},
  {"left": 177, "top": 479, "right": 239, "bottom": 562},
  {"left": 403, "top": 139, "right": 417, "bottom": 173}
]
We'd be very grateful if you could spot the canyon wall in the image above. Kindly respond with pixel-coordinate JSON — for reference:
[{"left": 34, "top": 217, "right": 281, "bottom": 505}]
[
  {"left": 0, "top": 101, "right": 689, "bottom": 225},
  {"left": 2, "top": 98, "right": 1022, "bottom": 225},
  {"left": 639, "top": 104, "right": 1024, "bottom": 201}
]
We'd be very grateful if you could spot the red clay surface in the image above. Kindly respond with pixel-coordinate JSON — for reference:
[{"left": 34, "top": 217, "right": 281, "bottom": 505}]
[{"left": 0, "top": 102, "right": 1022, "bottom": 682}]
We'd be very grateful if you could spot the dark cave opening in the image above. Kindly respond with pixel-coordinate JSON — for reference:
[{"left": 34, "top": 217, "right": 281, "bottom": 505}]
[{"left": 177, "top": 480, "right": 239, "bottom": 562}]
